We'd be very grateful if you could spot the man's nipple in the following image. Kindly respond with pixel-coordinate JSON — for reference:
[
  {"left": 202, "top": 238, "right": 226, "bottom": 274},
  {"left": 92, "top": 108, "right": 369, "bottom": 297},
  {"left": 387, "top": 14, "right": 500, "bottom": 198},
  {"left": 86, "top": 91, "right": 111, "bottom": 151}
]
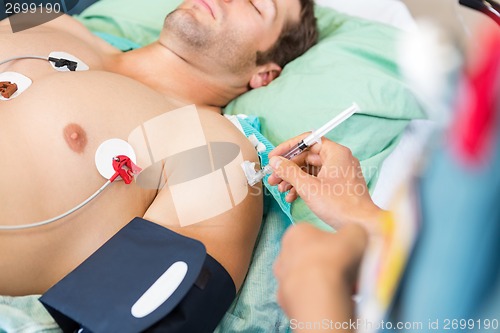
[{"left": 63, "top": 123, "right": 88, "bottom": 154}]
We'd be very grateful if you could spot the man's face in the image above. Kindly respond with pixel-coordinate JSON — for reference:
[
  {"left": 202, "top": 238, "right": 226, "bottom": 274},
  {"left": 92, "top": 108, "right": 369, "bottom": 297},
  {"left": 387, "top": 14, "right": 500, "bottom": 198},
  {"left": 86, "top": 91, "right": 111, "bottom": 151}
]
[{"left": 162, "top": 0, "right": 301, "bottom": 75}]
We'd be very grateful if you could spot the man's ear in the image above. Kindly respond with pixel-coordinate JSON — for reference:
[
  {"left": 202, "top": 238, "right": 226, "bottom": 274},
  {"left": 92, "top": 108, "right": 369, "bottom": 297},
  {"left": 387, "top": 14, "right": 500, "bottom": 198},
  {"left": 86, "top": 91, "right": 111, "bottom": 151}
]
[{"left": 249, "top": 63, "right": 282, "bottom": 89}]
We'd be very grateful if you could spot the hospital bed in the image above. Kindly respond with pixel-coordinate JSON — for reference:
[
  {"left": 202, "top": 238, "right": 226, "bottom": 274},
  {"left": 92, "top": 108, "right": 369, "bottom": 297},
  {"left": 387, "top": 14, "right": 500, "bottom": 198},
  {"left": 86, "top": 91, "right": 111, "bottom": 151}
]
[{"left": 0, "top": 0, "right": 433, "bottom": 332}]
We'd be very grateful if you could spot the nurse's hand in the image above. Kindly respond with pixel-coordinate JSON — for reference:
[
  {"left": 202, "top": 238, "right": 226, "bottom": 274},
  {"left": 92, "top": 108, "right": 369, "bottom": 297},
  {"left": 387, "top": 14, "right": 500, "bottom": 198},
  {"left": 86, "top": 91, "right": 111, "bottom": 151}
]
[
  {"left": 268, "top": 133, "right": 383, "bottom": 232},
  {"left": 274, "top": 223, "right": 368, "bottom": 331}
]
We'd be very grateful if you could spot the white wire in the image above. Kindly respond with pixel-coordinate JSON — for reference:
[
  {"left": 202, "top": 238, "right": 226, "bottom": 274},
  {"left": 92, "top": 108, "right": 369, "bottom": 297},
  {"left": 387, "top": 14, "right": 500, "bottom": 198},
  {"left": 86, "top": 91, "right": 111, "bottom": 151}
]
[
  {"left": 0, "top": 55, "right": 48, "bottom": 67},
  {"left": 0, "top": 180, "right": 112, "bottom": 231}
]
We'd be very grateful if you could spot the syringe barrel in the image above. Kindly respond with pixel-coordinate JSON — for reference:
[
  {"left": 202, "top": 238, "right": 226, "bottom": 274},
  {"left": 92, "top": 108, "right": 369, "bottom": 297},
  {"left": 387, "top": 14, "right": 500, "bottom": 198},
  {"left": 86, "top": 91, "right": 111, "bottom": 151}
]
[{"left": 282, "top": 141, "right": 307, "bottom": 160}]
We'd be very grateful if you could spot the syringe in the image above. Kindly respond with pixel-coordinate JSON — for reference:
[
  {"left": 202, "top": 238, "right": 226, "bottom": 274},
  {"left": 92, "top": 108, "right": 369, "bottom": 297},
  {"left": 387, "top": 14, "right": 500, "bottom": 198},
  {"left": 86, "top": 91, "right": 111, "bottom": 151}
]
[{"left": 248, "top": 103, "right": 360, "bottom": 186}]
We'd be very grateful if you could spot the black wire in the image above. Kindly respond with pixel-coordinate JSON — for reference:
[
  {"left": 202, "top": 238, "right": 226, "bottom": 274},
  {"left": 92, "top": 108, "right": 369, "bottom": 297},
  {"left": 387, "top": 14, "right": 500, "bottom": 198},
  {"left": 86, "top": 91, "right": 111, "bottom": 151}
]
[{"left": 459, "top": 0, "right": 500, "bottom": 25}]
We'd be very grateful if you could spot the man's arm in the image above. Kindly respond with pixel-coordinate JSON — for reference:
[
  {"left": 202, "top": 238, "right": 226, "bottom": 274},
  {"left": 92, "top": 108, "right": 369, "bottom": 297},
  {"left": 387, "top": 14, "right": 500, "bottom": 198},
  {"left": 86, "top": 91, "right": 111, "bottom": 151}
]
[{"left": 143, "top": 107, "right": 263, "bottom": 291}]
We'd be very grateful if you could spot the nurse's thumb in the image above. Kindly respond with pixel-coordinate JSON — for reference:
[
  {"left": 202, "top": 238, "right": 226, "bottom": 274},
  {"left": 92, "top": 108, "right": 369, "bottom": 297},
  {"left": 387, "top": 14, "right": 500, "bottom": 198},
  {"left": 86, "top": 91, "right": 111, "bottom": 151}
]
[{"left": 269, "top": 156, "right": 317, "bottom": 195}]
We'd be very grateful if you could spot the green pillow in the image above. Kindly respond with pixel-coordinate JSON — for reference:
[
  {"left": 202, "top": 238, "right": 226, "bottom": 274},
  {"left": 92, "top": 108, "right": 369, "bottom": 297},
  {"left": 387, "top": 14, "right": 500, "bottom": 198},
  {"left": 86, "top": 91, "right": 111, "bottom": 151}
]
[
  {"left": 75, "top": 2, "right": 424, "bottom": 229},
  {"left": 75, "top": 0, "right": 182, "bottom": 46},
  {"left": 225, "top": 8, "right": 425, "bottom": 228}
]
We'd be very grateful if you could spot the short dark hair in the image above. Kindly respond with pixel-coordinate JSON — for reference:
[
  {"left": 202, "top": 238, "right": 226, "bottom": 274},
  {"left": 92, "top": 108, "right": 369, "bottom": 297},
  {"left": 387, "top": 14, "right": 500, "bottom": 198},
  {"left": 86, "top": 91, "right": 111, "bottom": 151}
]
[{"left": 256, "top": 0, "right": 318, "bottom": 68}]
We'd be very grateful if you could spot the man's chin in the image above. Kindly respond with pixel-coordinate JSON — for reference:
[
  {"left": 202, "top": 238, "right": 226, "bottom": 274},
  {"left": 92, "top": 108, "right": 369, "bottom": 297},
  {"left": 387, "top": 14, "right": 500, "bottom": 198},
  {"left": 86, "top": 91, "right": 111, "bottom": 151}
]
[{"left": 164, "top": 14, "right": 211, "bottom": 49}]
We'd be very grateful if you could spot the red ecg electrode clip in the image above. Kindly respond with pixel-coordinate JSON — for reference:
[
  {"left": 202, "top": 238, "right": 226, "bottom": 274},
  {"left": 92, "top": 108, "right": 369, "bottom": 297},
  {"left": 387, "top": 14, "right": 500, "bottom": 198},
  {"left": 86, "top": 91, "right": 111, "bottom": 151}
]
[{"left": 110, "top": 155, "right": 142, "bottom": 184}]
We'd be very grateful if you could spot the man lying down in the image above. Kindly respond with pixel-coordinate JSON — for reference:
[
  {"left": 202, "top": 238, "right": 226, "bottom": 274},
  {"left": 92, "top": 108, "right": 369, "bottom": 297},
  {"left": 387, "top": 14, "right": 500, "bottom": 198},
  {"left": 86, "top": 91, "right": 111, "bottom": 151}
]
[{"left": 0, "top": 0, "right": 317, "bottom": 331}]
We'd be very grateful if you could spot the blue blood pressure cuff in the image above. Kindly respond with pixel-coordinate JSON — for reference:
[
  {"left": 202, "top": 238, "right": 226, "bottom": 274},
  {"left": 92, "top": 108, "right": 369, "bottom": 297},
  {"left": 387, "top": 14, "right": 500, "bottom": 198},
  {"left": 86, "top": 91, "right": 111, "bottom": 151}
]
[{"left": 39, "top": 217, "right": 236, "bottom": 333}]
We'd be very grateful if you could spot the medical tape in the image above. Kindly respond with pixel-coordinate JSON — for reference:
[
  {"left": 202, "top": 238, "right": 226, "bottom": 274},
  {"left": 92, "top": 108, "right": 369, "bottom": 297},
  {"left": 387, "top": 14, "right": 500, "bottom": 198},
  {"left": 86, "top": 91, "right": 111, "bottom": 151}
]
[{"left": 128, "top": 105, "right": 248, "bottom": 227}]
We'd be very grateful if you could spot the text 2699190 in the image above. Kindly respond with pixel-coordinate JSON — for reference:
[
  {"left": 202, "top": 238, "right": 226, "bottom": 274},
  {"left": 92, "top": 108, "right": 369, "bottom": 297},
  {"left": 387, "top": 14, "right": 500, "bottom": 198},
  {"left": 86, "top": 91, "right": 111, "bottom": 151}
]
[{"left": 5, "top": 2, "right": 62, "bottom": 15}]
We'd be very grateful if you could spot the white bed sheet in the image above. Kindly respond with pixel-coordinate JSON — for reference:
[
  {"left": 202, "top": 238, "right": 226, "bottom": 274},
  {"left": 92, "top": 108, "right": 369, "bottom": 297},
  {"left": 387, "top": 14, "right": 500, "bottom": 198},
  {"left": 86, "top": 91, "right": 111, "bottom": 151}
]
[{"left": 316, "top": 0, "right": 417, "bottom": 32}]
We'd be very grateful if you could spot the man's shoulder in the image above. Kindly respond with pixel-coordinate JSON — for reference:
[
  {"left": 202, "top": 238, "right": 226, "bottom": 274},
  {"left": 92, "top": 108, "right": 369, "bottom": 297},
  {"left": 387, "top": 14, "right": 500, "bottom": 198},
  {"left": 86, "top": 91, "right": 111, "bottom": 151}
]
[
  {"left": 196, "top": 106, "right": 258, "bottom": 162},
  {"left": 2, "top": 13, "right": 116, "bottom": 53}
]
